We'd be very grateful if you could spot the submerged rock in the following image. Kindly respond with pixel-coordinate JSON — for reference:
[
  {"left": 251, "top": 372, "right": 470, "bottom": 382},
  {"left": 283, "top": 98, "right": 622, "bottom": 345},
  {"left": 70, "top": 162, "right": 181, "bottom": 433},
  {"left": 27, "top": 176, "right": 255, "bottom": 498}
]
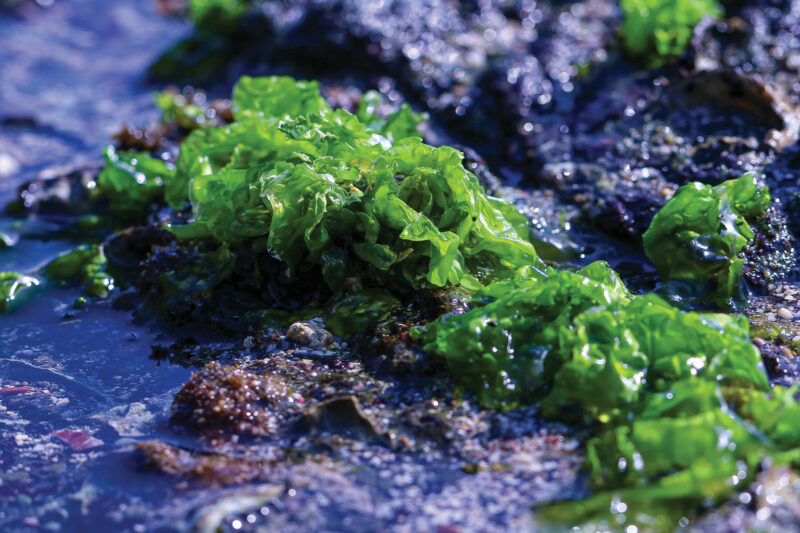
[
  {"left": 136, "top": 440, "right": 269, "bottom": 485},
  {"left": 171, "top": 361, "right": 294, "bottom": 438},
  {"left": 291, "top": 395, "right": 387, "bottom": 443}
]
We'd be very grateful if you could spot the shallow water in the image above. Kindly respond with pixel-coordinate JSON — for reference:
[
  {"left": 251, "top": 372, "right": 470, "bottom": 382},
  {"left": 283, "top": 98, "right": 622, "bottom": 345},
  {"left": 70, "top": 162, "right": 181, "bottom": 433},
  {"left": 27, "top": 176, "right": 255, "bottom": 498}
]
[{"left": 0, "top": 2, "right": 196, "bottom": 531}]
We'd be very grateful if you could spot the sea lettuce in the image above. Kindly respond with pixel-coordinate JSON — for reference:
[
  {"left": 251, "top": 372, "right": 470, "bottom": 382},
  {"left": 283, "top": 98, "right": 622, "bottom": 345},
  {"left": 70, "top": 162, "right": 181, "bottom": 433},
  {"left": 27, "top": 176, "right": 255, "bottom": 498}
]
[
  {"left": 420, "top": 261, "right": 765, "bottom": 411},
  {"left": 44, "top": 244, "right": 114, "bottom": 298},
  {"left": 97, "top": 146, "right": 175, "bottom": 217},
  {"left": 621, "top": 0, "right": 722, "bottom": 67},
  {"left": 642, "top": 173, "right": 769, "bottom": 310},
  {"left": 188, "top": 0, "right": 250, "bottom": 30},
  {"left": 164, "top": 76, "right": 545, "bottom": 293},
  {"left": 155, "top": 90, "right": 216, "bottom": 131},
  {"left": 0, "top": 272, "right": 39, "bottom": 313},
  {"left": 0, "top": 246, "right": 112, "bottom": 313},
  {"left": 419, "top": 260, "right": 797, "bottom": 528}
]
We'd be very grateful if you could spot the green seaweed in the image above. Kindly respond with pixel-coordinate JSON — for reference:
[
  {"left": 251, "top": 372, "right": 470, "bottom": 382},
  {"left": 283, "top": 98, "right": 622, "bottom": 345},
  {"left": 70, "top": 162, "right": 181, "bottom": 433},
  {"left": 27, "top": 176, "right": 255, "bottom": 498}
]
[
  {"left": 325, "top": 289, "right": 401, "bottom": 337},
  {"left": 642, "top": 173, "right": 769, "bottom": 310},
  {"left": 96, "top": 146, "right": 176, "bottom": 217},
  {"left": 0, "top": 272, "right": 39, "bottom": 313},
  {"left": 148, "top": 244, "right": 236, "bottom": 321},
  {"left": 44, "top": 244, "right": 114, "bottom": 298},
  {"left": 163, "top": 76, "right": 545, "bottom": 295},
  {"left": 419, "top": 259, "right": 800, "bottom": 528},
  {"left": 620, "top": 0, "right": 722, "bottom": 67},
  {"left": 188, "top": 0, "right": 250, "bottom": 31},
  {"left": 155, "top": 90, "right": 214, "bottom": 131}
]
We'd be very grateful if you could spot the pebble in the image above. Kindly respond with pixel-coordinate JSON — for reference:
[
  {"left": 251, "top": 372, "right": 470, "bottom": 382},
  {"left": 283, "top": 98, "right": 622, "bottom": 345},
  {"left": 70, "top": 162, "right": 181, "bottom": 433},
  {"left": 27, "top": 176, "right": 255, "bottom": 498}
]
[
  {"left": 778, "top": 308, "right": 794, "bottom": 320},
  {"left": 287, "top": 322, "right": 333, "bottom": 349}
]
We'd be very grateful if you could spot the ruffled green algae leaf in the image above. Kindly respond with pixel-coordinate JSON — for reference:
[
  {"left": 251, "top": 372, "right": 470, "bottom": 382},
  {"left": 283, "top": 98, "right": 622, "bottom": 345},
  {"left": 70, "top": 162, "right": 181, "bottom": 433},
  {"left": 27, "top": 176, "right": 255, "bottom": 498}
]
[
  {"left": 232, "top": 76, "right": 327, "bottom": 120},
  {"left": 0, "top": 272, "right": 39, "bottom": 313},
  {"left": 356, "top": 90, "right": 426, "bottom": 141},
  {"left": 621, "top": 0, "right": 722, "bottom": 67},
  {"left": 155, "top": 90, "right": 214, "bottom": 130},
  {"left": 421, "top": 262, "right": 633, "bottom": 409},
  {"left": 44, "top": 244, "right": 114, "bottom": 298},
  {"left": 164, "top": 76, "right": 545, "bottom": 298},
  {"left": 643, "top": 172, "right": 769, "bottom": 310},
  {"left": 97, "top": 146, "right": 175, "bottom": 217},
  {"left": 420, "top": 258, "right": 800, "bottom": 529}
]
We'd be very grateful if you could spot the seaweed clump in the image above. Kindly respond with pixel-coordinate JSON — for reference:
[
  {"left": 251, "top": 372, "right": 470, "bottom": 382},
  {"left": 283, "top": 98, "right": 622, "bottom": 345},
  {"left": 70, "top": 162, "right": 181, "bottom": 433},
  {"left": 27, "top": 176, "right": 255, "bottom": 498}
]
[
  {"left": 621, "top": 0, "right": 722, "bottom": 67},
  {"left": 0, "top": 272, "right": 39, "bottom": 313},
  {"left": 419, "top": 259, "right": 800, "bottom": 528},
  {"left": 100, "top": 76, "right": 549, "bottom": 326},
  {"left": 167, "top": 76, "right": 545, "bottom": 291},
  {"left": 44, "top": 244, "right": 114, "bottom": 298},
  {"left": 643, "top": 172, "right": 770, "bottom": 310}
]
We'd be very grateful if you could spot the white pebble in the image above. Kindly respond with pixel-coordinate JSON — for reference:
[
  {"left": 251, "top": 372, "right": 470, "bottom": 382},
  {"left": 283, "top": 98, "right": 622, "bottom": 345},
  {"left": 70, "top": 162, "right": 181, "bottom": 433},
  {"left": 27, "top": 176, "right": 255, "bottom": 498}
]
[{"left": 778, "top": 307, "right": 794, "bottom": 320}]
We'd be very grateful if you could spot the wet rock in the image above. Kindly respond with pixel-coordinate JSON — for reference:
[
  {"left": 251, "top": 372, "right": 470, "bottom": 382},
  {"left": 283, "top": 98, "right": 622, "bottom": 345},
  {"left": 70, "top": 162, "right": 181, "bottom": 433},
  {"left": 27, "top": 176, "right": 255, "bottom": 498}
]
[
  {"left": 692, "top": 465, "right": 800, "bottom": 531},
  {"left": 743, "top": 205, "right": 796, "bottom": 289},
  {"left": 94, "top": 402, "right": 155, "bottom": 438},
  {"left": 171, "top": 361, "right": 293, "bottom": 437},
  {"left": 675, "top": 70, "right": 799, "bottom": 152},
  {"left": 287, "top": 322, "right": 332, "bottom": 349},
  {"left": 400, "top": 407, "right": 455, "bottom": 447},
  {"left": 10, "top": 164, "right": 101, "bottom": 218},
  {"left": 292, "top": 395, "right": 386, "bottom": 443},
  {"left": 104, "top": 225, "right": 176, "bottom": 271},
  {"left": 136, "top": 440, "right": 268, "bottom": 485}
]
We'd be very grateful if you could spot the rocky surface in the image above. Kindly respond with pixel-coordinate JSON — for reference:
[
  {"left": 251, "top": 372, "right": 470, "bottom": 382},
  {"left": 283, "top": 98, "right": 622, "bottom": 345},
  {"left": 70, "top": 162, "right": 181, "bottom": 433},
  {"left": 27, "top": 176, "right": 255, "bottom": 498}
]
[{"left": 2, "top": 1, "right": 800, "bottom": 532}]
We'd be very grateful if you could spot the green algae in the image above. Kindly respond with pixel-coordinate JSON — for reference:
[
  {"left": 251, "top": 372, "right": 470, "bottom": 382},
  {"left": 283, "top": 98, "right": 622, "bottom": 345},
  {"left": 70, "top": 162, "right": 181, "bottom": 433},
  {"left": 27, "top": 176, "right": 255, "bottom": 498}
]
[
  {"left": 0, "top": 245, "right": 112, "bottom": 313},
  {"left": 419, "top": 261, "right": 765, "bottom": 411},
  {"left": 325, "top": 289, "right": 401, "bottom": 337},
  {"left": 188, "top": 0, "right": 250, "bottom": 30},
  {"left": 621, "top": 0, "right": 722, "bottom": 67},
  {"left": 419, "top": 259, "right": 800, "bottom": 529},
  {"left": 44, "top": 244, "right": 114, "bottom": 298},
  {"left": 162, "top": 76, "right": 545, "bottom": 295},
  {"left": 155, "top": 90, "right": 215, "bottom": 131},
  {"left": 643, "top": 173, "right": 770, "bottom": 310},
  {"left": 96, "top": 146, "right": 175, "bottom": 217},
  {"left": 0, "top": 272, "right": 39, "bottom": 313}
]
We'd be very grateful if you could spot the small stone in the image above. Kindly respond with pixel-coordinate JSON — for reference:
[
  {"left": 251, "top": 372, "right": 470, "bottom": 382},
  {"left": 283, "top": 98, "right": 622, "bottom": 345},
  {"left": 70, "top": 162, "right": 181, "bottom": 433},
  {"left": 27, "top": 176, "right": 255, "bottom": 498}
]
[
  {"left": 792, "top": 336, "right": 800, "bottom": 343},
  {"left": 287, "top": 322, "right": 333, "bottom": 348},
  {"left": 778, "top": 307, "right": 794, "bottom": 320}
]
